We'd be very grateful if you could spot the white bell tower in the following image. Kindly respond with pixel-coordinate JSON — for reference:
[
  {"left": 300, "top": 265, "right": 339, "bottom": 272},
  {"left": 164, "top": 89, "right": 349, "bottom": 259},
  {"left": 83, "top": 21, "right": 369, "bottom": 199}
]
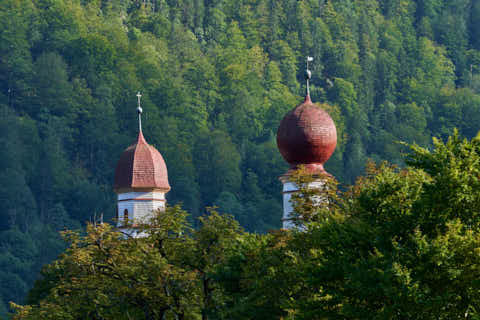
[
  {"left": 113, "top": 92, "right": 171, "bottom": 237},
  {"left": 276, "top": 57, "right": 337, "bottom": 229}
]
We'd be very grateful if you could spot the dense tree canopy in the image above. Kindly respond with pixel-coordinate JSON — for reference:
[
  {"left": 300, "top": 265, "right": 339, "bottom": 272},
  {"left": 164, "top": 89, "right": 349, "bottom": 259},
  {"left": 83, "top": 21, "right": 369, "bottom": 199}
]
[
  {"left": 12, "top": 133, "right": 480, "bottom": 319},
  {"left": 2, "top": 0, "right": 480, "bottom": 315}
]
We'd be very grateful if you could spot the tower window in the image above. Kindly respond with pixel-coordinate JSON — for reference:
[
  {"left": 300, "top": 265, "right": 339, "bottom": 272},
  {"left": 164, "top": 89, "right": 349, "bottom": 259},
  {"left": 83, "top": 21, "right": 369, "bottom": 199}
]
[{"left": 124, "top": 209, "right": 129, "bottom": 225}]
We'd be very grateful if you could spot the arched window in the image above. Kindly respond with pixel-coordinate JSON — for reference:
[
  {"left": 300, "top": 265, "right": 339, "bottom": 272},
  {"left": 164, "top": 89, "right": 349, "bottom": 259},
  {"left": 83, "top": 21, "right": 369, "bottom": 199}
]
[{"left": 124, "top": 209, "right": 129, "bottom": 225}]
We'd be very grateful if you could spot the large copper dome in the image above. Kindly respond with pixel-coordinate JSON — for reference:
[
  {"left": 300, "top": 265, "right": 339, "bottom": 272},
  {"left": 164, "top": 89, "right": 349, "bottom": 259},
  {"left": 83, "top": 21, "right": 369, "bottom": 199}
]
[
  {"left": 114, "top": 131, "right": 170, "bottom": 192},
  {"left": 276, "top": 95, "right": 337, "bottom": 174}
]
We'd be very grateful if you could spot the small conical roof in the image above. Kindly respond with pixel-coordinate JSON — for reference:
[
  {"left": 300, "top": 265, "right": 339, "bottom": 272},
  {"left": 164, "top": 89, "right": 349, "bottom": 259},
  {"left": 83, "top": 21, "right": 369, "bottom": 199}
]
[{"left": 114, "top": 130, "right": 170, "bottom": 192}]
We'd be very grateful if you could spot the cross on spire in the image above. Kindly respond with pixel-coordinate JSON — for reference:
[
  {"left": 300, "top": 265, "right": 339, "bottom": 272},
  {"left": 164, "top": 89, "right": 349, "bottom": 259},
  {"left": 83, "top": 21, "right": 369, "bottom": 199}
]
[
  {"left": 136, "top": 91, "right": 143, "bottom": 132},
  {"left": 137, "top": 91, "right": 142, "bottom": 108},
  {"left": 305, "top": 56, "right": 313, "bottom": 97}
]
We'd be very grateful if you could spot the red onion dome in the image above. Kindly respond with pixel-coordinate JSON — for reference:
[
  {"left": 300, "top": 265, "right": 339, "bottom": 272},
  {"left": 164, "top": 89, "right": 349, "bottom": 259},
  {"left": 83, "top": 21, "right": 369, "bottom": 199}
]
[
  {"left": 114, "top": 131, "right": 170, "bottom": 192},
  {"left": 276, "top": 95, "right": 337, "bottom": 174}
]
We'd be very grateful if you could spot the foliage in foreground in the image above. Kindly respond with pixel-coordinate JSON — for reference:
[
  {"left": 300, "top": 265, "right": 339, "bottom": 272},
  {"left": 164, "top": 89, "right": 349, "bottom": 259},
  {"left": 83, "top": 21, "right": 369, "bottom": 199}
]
[
  {"left": 12, "top": 133, "right": 480, "bottom": 319},
  {"left": 12, "top": 206, "right": 245, "bottom": 320},
  {"left": 217, "top": 132, "right": 480, "bottom": 319}
]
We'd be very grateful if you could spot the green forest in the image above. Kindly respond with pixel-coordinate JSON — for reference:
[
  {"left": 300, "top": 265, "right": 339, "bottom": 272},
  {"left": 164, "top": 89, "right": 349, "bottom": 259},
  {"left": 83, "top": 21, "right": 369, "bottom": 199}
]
[{"left": 2, "top": 0, "right": 480, "bottom": 316}]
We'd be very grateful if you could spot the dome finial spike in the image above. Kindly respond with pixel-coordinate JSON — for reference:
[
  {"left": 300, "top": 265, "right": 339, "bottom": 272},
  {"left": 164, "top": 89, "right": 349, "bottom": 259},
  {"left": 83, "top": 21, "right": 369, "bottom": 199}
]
[
  {"left": 305, "top": 56, "right": 313, "bottom": 97},
  {"left": 136, "top": 91, "right": 143, "bottom": 132}
]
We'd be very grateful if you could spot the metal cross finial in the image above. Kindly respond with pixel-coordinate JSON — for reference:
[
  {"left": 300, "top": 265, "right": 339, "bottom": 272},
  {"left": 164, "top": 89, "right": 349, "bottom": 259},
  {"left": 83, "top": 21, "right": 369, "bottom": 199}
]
[
  {"left": 137, "top": 91, "right": 142, "bottom": 107},
  {"left": 305, "top": 56, "right": 313, "bottom": 97},
  {"left": 136, "top": 91, "right": 143, "bottom": 132}
]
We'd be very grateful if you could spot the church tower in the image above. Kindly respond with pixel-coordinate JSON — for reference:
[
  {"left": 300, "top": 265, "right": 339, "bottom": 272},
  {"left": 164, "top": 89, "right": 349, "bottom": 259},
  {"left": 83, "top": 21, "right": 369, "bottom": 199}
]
[
  {"left": 276, "top": 58, "right": 337, "bottom": 229},
  {"left": 113, "top": 93, "right": 170, "bottom": 237}
]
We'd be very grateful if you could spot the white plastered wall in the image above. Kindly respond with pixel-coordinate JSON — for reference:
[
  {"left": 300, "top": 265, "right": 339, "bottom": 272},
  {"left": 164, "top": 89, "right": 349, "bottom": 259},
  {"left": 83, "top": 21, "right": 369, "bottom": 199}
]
[
  {"left": 117, "top": 191, "right": 166, "bottom": 227},
  {"left": 282, "top": 179, "right": 325, "bottom": 230}
]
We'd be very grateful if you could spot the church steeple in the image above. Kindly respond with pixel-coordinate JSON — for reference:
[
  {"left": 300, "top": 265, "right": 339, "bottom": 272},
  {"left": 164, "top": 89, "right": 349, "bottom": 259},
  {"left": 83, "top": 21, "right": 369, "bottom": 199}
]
[
  {"left": 113, "top": 93, "right": 170, "bottom": 238},
  {"left": 276, "top": 57, "right": 337, "bottom": 229}
]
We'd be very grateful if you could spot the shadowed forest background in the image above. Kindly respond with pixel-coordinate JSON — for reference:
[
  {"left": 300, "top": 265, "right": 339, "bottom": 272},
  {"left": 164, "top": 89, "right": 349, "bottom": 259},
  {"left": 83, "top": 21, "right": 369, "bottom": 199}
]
[{"left": 2, "top": 0, "right": 480, "bottom": 315}]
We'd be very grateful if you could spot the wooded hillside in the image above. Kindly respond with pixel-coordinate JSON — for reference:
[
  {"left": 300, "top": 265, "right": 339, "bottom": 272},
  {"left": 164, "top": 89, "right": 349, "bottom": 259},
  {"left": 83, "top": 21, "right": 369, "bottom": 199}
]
[{"left": 1, "top": 0, "right": 480, "bottom": 314}]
